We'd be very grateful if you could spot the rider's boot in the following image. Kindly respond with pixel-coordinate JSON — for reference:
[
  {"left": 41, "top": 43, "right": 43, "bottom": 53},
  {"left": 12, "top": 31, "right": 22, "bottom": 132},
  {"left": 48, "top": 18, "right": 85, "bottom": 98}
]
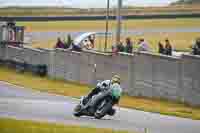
[{"left": 107, "top": 108, "right": 116, "bottom": 116}]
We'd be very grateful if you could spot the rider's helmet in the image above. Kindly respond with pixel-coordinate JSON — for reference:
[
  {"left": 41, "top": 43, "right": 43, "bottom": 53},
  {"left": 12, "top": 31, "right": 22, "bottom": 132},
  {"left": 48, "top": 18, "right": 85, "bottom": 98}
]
[{"left": 111, "top": 75, "right": 121, "bottom": 84}]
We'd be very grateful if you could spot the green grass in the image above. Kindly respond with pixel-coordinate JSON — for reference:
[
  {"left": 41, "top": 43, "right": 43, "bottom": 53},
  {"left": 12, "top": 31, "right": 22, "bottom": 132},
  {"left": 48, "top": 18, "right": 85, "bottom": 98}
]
[
  {"left": 17, "top": 18, "right": 200, "bottom": 32},
  {"left": 0, "top": 118, "right": 130, "bottom": 133},
  {"left": 0, "top": 66, "right": 200, "bottom": 120}
]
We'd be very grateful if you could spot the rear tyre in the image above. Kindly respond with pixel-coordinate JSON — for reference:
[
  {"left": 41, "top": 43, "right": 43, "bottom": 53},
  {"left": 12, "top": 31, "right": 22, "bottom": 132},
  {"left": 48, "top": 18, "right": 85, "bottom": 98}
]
[
  {"left": 107, "top": 108, "right": 116, "bottom": 116},
  {"left": 94, "top": 101, "right": 113, "bottom": 119}
]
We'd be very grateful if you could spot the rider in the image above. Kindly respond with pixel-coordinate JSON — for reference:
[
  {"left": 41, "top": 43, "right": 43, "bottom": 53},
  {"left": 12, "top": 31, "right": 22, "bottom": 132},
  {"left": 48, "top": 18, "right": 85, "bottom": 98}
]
[{"left": 83, "top": 75, "right": 122, "bottom": 113}]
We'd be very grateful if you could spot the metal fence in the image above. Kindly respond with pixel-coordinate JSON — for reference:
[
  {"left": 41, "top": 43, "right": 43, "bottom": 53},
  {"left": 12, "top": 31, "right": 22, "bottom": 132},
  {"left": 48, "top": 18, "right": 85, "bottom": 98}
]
[{"left": 0, "top": 45, "right": 199, "bottom": 106}]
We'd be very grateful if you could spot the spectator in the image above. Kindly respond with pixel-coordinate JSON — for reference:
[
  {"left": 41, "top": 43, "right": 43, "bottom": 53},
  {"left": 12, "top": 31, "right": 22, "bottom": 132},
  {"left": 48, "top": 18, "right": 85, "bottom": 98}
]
[
  {"left": 116, "top": 41, "right": 125, "bottom": 52},
  {"left": 64, "top": 34, "right": 72, "bottom": 49},
  {"left": 192, "top": 38, "right": 200, "bottom": 55},
  {"left": 55, "top": 37, "right": 65, "bottom": 49},
  {"left": 111, "top": 44, "right": 115, "bottom": 52},
  {"left": 88, "top": 35, "right": 95, "bottom": 49},
  {"left": 124, "top": 37, "right": 133, "bottom": 53},
  {"left": 164, "top": 39, "right": 172, "bottom": 56},
  {"left": 68, "top": 40, "right": 82, "bottom": 52},
  {"left": 137, "top": 38, "right": 150, "bottom": 52},
  {"left": 82, "top": 39, "right": 92, "bottom": 50},
  {"left": 158, "top": 41, "right": 165, "bottom": 54}
]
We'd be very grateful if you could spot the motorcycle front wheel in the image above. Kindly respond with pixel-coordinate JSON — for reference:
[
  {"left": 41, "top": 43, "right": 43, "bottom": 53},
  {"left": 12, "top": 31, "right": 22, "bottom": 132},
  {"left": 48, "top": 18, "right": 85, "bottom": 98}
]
[{"left": 73, "top": 104, "right": 82, "bottom": 117}]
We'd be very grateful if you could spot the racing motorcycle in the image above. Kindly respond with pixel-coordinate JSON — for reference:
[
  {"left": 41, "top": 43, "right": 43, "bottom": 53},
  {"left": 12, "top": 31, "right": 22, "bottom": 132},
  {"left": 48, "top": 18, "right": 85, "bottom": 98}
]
[{"left": 73, "top": 89, "right": 116, "bottom": 119}]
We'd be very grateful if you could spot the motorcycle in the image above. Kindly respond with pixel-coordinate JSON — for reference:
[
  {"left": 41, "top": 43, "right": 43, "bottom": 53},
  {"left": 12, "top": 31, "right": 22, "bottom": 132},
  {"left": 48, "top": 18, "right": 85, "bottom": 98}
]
[{"left": 73, "top": 90, "right": 116, "bottom": 119}]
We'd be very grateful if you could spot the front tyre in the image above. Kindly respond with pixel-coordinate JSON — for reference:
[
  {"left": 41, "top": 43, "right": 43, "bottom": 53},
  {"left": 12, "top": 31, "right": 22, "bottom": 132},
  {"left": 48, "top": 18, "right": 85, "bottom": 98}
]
[{"left": 73, "top": 105, "right": 82, "bottom": 117}]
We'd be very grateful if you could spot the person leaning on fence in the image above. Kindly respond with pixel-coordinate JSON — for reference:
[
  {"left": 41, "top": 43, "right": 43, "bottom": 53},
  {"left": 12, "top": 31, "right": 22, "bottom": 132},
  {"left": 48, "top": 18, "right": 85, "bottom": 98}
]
[
  {"left": 64, "top": 34, "right": 73, "bottom": 49},
  {"left": 82, "top": 39, "right": 92, "bottom": 50},
  {"left": 55, "top": 37, "right": 65, "bottom": 49},
  {"left": 116, "top": 41, "right": 125, "bottom": 52},
  {"left": 164, "top": 39, "right": 172, "bottom": 56},
  {"left": 68, "top": 41, "right": 82, "bottom": 52},
  {"left": 158, "top": 41, "right": 165, "bottom": 54},
  {"left": 88, "top": 35, "right": 95, "bottom": 49},
  {"left": 124, "top": 37, "right": 133, "bottom": 53},
  {"left": 137, "top": 38, "right": 150, "bottom": 52},
  {"left": 112, "top": 44, "right": 119, "bottom": 55},
  {"left": 192, "top": 37, "right": 200, "bottom": 55}
]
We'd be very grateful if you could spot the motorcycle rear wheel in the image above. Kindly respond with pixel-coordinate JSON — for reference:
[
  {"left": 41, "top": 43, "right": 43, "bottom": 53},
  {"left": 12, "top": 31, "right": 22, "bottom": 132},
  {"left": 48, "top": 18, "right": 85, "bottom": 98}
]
[{"left": 94, "top": 101, "right": 113, "bottom": 119}]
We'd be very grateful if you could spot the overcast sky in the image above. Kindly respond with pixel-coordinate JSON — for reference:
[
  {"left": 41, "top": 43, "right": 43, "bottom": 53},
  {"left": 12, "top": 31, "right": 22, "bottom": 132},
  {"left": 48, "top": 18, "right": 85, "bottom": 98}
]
[{"left": 0, "top": 0, "right": 179, "bottom": 8}]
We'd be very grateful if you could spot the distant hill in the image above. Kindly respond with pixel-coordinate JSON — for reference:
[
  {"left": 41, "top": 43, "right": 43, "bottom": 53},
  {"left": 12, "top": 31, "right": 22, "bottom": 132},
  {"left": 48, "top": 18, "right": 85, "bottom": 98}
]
[{"left": 171, "top": 0, "right": 200, "bottom": 5}]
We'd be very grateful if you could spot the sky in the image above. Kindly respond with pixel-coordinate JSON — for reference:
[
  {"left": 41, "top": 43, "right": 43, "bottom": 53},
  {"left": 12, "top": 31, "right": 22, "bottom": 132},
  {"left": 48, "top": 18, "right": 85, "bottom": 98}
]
[{"left": 0, "top": 0, "right": 179, "bottom": 8}]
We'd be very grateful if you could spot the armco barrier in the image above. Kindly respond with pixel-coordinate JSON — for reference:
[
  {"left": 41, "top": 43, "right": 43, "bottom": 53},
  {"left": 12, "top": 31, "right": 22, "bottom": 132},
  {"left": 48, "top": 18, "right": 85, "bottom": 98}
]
[{"left": 0, "top": 45, "right": 200, "bottom": 106}]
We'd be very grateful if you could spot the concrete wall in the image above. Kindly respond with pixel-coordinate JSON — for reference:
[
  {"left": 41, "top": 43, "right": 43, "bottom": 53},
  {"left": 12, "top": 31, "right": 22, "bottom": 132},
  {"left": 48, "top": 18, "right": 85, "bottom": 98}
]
[
  {"left": 0, "top": 45, "right": 200, "bottom": 106},
  {"left": 0, "top": 26, "right": 2, "bottom": 42},
  {"left": 182, "top": 54, "right": 200, "bottom": 106},
  {"left": 23, "top": 47, "right": 44, "bottom": 65},
  {"left": 4, "top": 46, "right": 46, "bottom": 65},
  {"left": 39, "top": 48, "right": 55, "bottom": 77},
  {"left": 5, "top": 46, "right": 23, "bottom": 61},
  {"left": 53, "top": 49, "right": 131, "bottom": 89},
  {"left": 131, "top": 52, "right": 184, "bottom": 101},
  {"left": 54, "top": 49, "right": 81, "bottom": 82},
  {"left": 0, "top": 45, "right": 6, "bottom": 60}
]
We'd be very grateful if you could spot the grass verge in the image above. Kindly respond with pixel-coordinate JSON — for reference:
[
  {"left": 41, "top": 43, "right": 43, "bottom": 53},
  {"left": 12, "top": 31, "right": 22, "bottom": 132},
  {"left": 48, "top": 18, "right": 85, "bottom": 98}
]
[
  {"left": 0, "top": 118, "right": 130, "bottom": 133},
  {"left": 17, "top": 19, "right": 200, "bottom": 32},
  {"left": 0, "top": 66, "right": 200, "bottom": 120}
]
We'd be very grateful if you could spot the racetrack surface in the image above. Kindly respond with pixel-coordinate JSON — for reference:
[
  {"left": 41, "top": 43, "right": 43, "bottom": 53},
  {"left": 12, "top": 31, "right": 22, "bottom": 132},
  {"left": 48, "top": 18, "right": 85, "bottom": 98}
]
[{"left": 0, "top": 81, "right": 199, "bottom": 133}]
